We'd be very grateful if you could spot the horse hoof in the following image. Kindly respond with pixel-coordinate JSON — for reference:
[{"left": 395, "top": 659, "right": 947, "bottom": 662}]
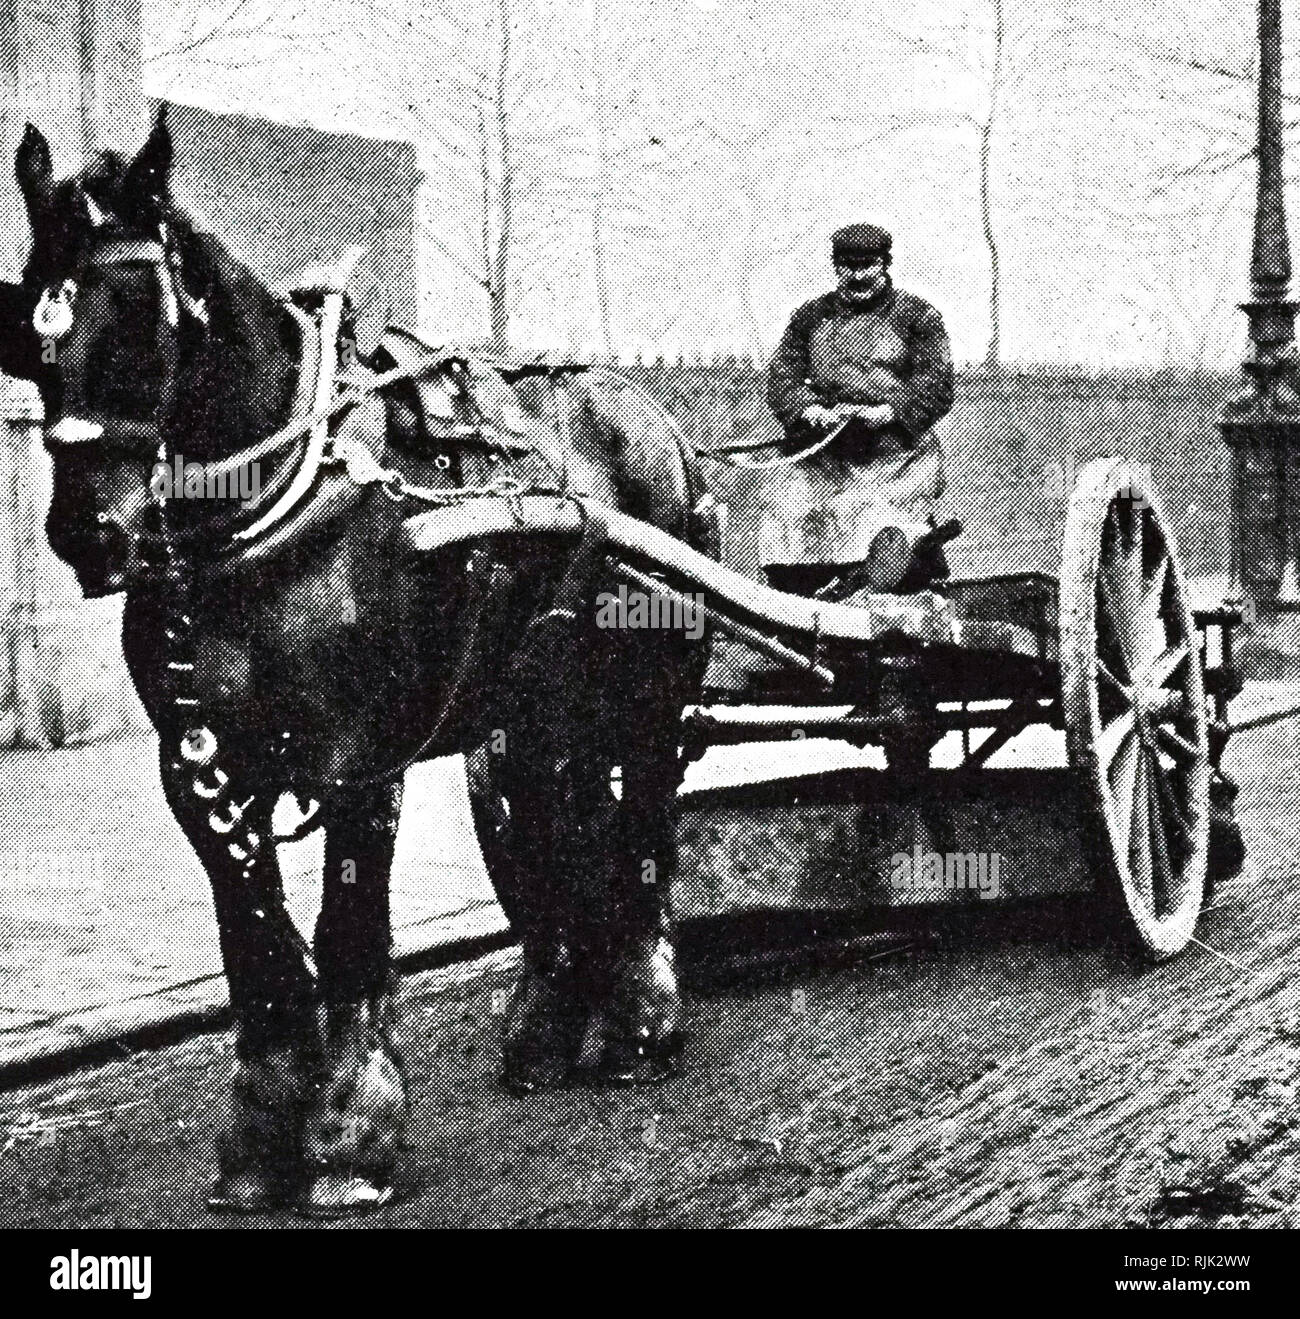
[
  {"left": 498, "top": 1065, "right": 544, "bottom": 1098},
  {"left": 593, "top": 1029, "right": 687, "bottom": 1088},
  {"left": 499, "top": 1037, "right": 576, "bottom": 1096},
  {"left": 301, "top": 995, "right": 410, "bottom": 1197},
  {"left": 215, "top": 1026, "right": 318, "bottom": 1215},
  {"left": 586, "top": 935, "right": 685, "bottom": 1087},
  {"left": 499, "top": 1054, "right": 575, "bottom": 1096},
  {"left": 295, "top": 1174, "right": 395, "bottom": 1220},
  {"left": 207, "top": 1168, "right": 285, "bottom": 1214},
  {"left": 499, "top": 963, "right": 585, "bottom": 1094}
]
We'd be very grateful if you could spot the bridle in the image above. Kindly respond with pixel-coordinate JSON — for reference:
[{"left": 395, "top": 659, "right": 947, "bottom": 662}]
[
  {"left": 34, "top": 218, "right": 595, "bottom": 805},
  {"left": 36, "top": 225, "right": 330, "bottom": 564},
  {"left": 38, "top": 225, "right": 207, "bottom": 455}
]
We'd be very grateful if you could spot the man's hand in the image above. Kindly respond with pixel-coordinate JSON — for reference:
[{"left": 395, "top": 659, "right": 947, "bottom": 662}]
[
  {"left": 838, "top": 402, "right": 895, "bottom": 429},
  {"left": 800, "top": 404, "right": 841, "bottom": 431}
]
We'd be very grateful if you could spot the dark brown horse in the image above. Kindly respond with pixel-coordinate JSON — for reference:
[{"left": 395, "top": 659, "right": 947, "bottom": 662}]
[{"left": 7, "top": 107, "right": 710, "bottom": 1216}]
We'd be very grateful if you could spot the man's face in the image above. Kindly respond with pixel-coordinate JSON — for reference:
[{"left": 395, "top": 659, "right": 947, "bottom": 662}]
[{"left": 835, "top": 255, "right": 888, "bottom": 304}]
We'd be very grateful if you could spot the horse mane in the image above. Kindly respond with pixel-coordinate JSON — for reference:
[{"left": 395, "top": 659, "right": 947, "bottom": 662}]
[
  {"left": 162, "top": 211, "right": 301, "bottom": 464},
  {"left": 167, "top": 210, "right": 297, "bottom": 368},
  {"left": 154, "top": 202, "right": 301, "bottom": 460}
]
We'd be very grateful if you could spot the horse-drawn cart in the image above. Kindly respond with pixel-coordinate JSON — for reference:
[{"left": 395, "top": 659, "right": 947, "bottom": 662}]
[
  {"left": 405, "top": 453, "right": 1253, "bottom": 962},
  {"left": 19, "top": 110, "right": 1298, "bottom": 1213}
]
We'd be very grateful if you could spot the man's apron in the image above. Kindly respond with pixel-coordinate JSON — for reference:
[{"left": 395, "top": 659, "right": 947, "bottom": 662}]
[{"left": 757, "top": 426, "right": 946, "bottom": 568}]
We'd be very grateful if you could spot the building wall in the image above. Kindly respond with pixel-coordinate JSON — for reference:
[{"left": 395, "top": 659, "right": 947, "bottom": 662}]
[
  {"left": 1, "top": 102, "right": 420, "bottom": 747},
  {"left": 156, "top": 100, "right": 420, "bottom": 346}
]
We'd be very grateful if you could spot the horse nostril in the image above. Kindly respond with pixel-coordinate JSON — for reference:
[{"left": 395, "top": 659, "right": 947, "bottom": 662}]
[{"left": 93, "top": 516, "right": 127, "bottom": 562}]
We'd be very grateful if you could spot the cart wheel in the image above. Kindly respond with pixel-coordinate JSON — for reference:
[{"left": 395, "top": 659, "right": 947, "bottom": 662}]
[{"left": 1060, "top": 457, "right": 1210, "bottom": 959}]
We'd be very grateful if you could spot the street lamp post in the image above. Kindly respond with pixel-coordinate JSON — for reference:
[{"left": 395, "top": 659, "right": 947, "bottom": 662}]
[{"left": 1222, "top": 0, "right": 1300, "bottom": 634}]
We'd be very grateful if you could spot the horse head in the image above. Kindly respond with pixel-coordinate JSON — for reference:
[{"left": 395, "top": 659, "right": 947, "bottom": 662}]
[
  {"left": 13, "top": 105, "right": 295, "bottom": 596},
  {"left": 14, "top": 107, "right": 189, "bottom": 593}
]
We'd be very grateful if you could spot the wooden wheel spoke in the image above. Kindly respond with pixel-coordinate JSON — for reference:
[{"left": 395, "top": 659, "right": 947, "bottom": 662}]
[
  {"left": 1142, "top": 552, "right": 1171, "bottom": 627},
  {"left": 1143, "top": 642, "right": 1189, "bottom": 692},
  {"left": 1149, "top": 753, "right": 1194, "bottom": 842},
  {"left": 1097, "top": 708, "right": 1136, "bottom": 773},
  {"left": 1110, "top": 730, "right": 1142, "bottom": 855},
  {"left": 1155, "top": 724, "right": 1203, "bottom": 765},
  {"left": 1129, "top": 752, "right": 1154, "bottom": 908},
  {"left": 1098, "top": 558, "right": 1137, "bottom": 673},
  {"left": 1145, "top": 749, "right": 1176, "bottom": 912},
  {"left": 1099, "top": 514, "right": 1159, "bottom": 673},
  {"left": 1098, "top": 631, "right": 1133, "bottom": 689},
  {"left": 1097, "top": 656, "right": 1131, "bottom": 700},
  {"left": 1129, "top": 499, "right": 1145, "bottom": 580}
]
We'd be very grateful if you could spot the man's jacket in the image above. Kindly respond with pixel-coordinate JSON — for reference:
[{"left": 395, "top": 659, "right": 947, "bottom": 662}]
[
  {"left": 766, "top": 283, "right": 954, "bottom": 459},
  {"left": 757, "top": 282, "right": 954, "bottom": 568}
]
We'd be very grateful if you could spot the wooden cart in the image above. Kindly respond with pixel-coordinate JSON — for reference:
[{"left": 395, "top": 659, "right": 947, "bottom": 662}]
[{"left": 404, "top": 455, "right": 1255, "bottom": 960}]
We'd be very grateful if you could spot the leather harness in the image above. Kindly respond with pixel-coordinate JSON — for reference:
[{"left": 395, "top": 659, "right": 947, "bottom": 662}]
[{"left": 45, "top": 234, "right": 614, "bottom": 847}]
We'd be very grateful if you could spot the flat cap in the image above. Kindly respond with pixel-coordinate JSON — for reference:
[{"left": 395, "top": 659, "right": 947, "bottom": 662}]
[{"left": 831, "top": 223, "right": 892, "bottom": 263}]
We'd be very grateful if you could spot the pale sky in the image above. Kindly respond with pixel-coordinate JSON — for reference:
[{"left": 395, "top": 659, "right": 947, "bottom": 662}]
[{"left": 140, "top": 0, "right": 1300, "bottom": 367}]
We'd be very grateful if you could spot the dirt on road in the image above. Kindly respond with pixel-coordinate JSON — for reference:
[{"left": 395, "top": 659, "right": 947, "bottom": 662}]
[{"left": 1, "top": 723, "right": 1299, "bottom": 1230}]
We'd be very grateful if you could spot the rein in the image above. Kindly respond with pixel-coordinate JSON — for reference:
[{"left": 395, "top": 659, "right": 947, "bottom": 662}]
[
  {"left": 693, "top": 420, "right": 849, "bottom": 470},
  {"left": 608, "top": 371, "right": 851, "bottom": 472}
]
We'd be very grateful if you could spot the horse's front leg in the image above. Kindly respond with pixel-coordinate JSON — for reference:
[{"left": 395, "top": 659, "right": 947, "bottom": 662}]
[
  {"left": 297, "top": 780, "right": 409, "bottom": 1218},
  {"left": 158, "top": 748, "right": 318, "bottom": 1213},
  {"left": 586, "top": 733, "right": 687, "bottom": 1085}
]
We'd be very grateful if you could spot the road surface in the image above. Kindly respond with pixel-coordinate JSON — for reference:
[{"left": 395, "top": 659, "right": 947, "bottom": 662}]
[{"left": 1, "top": 716, "right": 1297, "bottom": 1228}]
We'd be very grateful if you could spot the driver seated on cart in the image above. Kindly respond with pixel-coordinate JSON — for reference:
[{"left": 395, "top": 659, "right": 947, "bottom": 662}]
[{"left": 762, "top": 222, "right": 955, "bottom": 599}]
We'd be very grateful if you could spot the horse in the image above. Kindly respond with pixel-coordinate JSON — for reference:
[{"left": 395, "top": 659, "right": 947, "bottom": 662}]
[{"left": 7, "top": 105, "right": 712, "bottom": 1217}]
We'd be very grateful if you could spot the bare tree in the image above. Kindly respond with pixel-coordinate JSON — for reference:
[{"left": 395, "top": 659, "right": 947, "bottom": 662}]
[
  {"left": 590, "top": 0, "right": 614, "bottom": 354},
  {"left": 397, "top": 0, "right": 527, "bottom": 352},
  {"left": 879, "top": 0, "right": 1070, "bottom": 368},
  {"left": 593, "top": 2, "right": 914, "bottom": 355},
  {"left": 1076, "top": 0, "right": 1297, "bottom": 365},
  {"left": 154, "top": 0, "right": 1227, "bottom": 364},
  {"left": 149, "top": 0, "right": 593, "bottom": 352}
]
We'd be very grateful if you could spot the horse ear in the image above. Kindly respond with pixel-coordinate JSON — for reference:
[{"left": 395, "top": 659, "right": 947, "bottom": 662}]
[
  {"left": 15, "top": 123, "right": 53, "bottom": 212},
  {"left": 123, "top": 103, "right": 173, "bottom": 210}
]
